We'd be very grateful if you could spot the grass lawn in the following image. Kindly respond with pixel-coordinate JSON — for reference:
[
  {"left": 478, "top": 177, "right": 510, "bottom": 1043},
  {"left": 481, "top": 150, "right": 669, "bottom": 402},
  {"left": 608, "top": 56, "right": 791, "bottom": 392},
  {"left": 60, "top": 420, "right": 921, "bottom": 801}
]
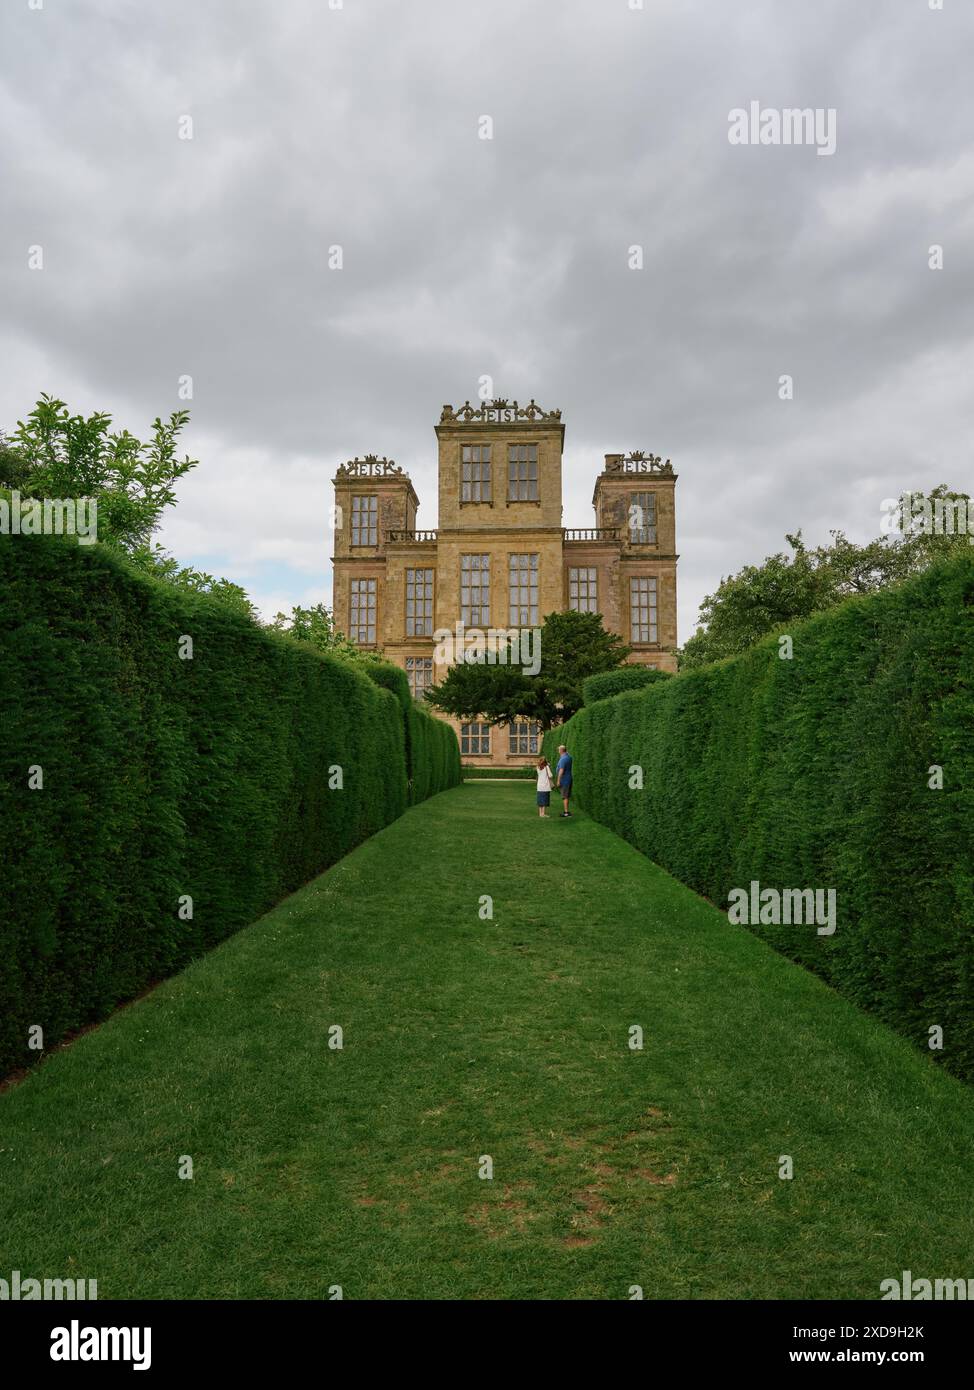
[{"left": 2, "top": 782, "right": 973, "bottom": 1300}]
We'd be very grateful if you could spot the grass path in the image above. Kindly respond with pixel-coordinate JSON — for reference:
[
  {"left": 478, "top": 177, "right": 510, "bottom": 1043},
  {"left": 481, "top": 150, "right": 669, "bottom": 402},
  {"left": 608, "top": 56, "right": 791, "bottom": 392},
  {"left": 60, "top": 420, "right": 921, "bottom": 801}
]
[{"left": 2, "top": 783, "right": 973, "bottom": 1300}]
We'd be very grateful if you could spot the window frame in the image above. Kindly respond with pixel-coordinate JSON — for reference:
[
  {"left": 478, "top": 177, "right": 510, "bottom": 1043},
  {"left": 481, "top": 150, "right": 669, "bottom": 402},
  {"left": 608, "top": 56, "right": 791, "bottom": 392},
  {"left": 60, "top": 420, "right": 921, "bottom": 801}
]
[
  {"left": 405, "top": 567, "right": 434, "bottom": 637},
  {"left": 628, "top": 490, "right": 657, "bottom": 545},
  {"left": 405, "top": 655, "right": 433, "bottom": 700},
  {"left": 461, "top": 444, "right": 492, "bottom": 503},
  {"left": 350, "top": 576, "right": 377, "bottom": 645},
  {"left": 629, "top": 575, "right": 658, "bottom": 644},
  {"left": 508, "top": 720, "right": 541, "bottom": 756},
  {"left": 460, "top": 721, "right": 491, "bottom": 756},
  {"left": 568, "top": 566, "right": 598, "bottom": 614},
  {"left": 350, "top": 494, "right": 378, "bottom": 547},
  {"left": 507, "top": 443, "right": 539, "bottom": 501},
  {"left": 460, "top": 553, "right": 491, "bottom": 626},
  {"left": 508, "top": 552, "right": 539, "bottom": 626}
]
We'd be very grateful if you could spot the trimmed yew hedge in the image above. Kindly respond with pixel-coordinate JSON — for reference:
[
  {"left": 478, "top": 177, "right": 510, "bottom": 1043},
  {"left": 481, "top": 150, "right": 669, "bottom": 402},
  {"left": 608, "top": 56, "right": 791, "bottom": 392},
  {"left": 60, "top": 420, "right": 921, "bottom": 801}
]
[
  {"left": 545, "top": 557, "right": 974, "bottom": 1078},
  {"left": 582, "top": 666, "right": 672, "bottom": 705},
  {"left": 363, "top": 661, "right": 461, "bottom": 804},
  {"left": 0, "top": 538, "right": 459, "bottom": 1078},
  {"left": 461, "top": 766, "right": 535, "bottom": 779}
]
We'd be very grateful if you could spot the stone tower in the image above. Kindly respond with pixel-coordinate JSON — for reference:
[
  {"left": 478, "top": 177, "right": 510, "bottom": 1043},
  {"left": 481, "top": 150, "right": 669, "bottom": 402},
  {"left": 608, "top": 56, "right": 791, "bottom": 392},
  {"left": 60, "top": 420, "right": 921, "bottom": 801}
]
[{"left": 331, "top": 400, "right": 678, "bottom": 766}]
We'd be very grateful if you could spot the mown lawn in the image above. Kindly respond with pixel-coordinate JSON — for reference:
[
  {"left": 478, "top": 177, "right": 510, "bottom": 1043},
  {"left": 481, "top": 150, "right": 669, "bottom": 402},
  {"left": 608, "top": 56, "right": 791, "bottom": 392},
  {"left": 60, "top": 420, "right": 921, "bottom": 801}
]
[{"left": 2, "top": 783, "right": 972, "bottom": 1300}]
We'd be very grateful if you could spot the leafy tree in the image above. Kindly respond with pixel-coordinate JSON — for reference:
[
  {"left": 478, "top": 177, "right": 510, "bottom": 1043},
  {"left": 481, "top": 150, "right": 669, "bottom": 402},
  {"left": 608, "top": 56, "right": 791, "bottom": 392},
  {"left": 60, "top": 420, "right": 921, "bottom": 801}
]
[
  {"left": 891, "top": 483, "right": 974, "bottom": 567},
  {"left": 428, "top": 609, "right": 629, "bottom": 728},
  {"left": 680, "top": 485, "right": 972, "bottom": 669},
  {"left": 270, "top": 602, "right": 382, "bottom": 664},
  {"left": 3, "top": 395, "right": 197, "bottom": 552},
  {"left": 130, "top": 544, "right": 257, "bottom": 620},
  {"left": 538, "top": 610, "right": 631, "bottom": 715},
  {"left": 0, "top": 434, "right": 23, "bottom": 489},
  {"left": 427, "top": 660, "right": 544, "bottom": 726},
  {"left": 679, "top": 534, "right": 829, "bottom": 669},
  {"left": 2, "top": 394, "right": 256, "bottom": 619}
]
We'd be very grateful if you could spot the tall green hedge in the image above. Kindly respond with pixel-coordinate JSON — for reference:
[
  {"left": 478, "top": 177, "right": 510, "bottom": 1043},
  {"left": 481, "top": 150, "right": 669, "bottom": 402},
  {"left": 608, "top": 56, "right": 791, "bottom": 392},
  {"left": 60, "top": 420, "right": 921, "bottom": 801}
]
[
  {"left": 461, "top": 765, "right": 535, "bottom": 779},
  {"left": 0, "top": 538, "right": 459, "bottom": 1078},
  {"left": 582, "top": 666, "right": 672, "bottom": 705},
  {"left": 362, "top": 661, "right": 461, "bottom": 804},
  {"left": 545, "top": 556, "right": 974, "bottom": 1078}
]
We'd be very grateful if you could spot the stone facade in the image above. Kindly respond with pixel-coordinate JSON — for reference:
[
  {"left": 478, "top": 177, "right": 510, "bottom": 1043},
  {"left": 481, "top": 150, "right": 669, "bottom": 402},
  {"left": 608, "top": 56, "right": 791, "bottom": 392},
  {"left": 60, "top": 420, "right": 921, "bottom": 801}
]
[{"left": 331, "top": 402, "right": 678, "bottom": 768}]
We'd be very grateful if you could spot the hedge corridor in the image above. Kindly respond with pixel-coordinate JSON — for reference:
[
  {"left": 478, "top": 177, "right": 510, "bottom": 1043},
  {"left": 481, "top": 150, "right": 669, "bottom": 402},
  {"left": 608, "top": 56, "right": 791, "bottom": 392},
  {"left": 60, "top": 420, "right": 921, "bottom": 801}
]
[
  {"left": 0, "top": 537, "right": 459, "bottom": 1078},
  {"left": 545, "top": 556, "right": 974, "bottom": 1079}
]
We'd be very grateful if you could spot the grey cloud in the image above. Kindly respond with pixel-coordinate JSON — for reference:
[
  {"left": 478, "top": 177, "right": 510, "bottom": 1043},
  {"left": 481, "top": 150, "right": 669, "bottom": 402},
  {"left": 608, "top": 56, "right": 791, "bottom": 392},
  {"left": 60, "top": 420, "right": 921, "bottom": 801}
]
[{"left": 2, "top": 0, "right": 972, "bottom": 633}]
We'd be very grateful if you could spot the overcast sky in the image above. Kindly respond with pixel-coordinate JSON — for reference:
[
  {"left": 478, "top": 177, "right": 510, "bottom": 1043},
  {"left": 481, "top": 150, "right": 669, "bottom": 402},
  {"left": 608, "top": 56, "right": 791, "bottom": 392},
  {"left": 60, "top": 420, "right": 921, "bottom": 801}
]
[{"left": 2, "top": 0, "right": 972, "bottom": 638}]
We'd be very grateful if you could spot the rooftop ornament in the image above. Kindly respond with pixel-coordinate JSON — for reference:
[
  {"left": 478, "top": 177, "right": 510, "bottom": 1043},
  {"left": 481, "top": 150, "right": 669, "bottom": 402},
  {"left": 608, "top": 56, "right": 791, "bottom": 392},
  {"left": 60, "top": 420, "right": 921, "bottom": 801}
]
[
  {"left": 439, "top": 398, "right": 562, "bottom": 424},
  {"left": 605, "top": 451, "right": 674, "bottom": 475},
  {"left": 336, "top": 455, "right": 406, "bottom": 477}
]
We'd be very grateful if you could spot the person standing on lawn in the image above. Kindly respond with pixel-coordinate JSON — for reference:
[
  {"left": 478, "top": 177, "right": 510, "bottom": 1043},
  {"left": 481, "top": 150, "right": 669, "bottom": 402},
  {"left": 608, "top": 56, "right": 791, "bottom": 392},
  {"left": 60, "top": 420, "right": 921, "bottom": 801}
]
[
  {"left": 536, "top": 755, "right": 552, "bottom": 818},
  {"left": 556, "top": 744, "right": 573, "bottom": 817}
]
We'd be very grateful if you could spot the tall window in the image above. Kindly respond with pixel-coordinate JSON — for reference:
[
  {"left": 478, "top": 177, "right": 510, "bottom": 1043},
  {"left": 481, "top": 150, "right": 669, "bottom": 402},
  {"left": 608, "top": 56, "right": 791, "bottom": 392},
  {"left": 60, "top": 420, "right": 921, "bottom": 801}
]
[
  {"left": 461, "top": 722, "right": 491, "bottom": 756},
  {"left": 569, "top": 566, "right": 597, "bottom": 613},
  {"left": 628, "top": 491, "right": 657, "bottom": 544},
  {"left": 461, "top": 444, "right": 491, "bottom": 502},
  {"left": 461, "top": 554, "right": 490, "bottom": 625},
  {"left": 351, "top": 494, "right": 378, "bottom": 546},
  {"left": 406, "top": 568, "right": 433, "bottom": 637},
  {"left": 509, "top": 553, "right": 539, "bottom": 625},
  {"left": 406, "top": 656, "right": 433, "bottom": 700},
  {"left": 350, "top": 577, "right": 377, "bottom": 644},
  {"left": 508, "top": 443, "right": 538, "bottom": 500},
  {"left": 509, "top": 720, "right": 541, "bottom": 756},
  {"left": 630, "top": 576, "right": 658, "bottom": 643}
]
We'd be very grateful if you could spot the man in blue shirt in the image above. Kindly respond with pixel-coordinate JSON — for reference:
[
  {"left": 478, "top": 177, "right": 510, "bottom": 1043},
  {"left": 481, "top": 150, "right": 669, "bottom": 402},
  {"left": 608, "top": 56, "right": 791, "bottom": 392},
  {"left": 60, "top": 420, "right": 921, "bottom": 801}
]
[{"left": 555, "top": 744, "right": 573, "bottom": 818}]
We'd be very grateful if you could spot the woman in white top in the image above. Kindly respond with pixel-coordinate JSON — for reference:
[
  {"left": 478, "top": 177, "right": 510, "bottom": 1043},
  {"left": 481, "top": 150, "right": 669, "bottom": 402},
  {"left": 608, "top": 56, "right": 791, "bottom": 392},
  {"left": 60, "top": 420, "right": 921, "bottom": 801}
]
[{"left": 536, "top": 756, "right": 553, "bottom": 817}]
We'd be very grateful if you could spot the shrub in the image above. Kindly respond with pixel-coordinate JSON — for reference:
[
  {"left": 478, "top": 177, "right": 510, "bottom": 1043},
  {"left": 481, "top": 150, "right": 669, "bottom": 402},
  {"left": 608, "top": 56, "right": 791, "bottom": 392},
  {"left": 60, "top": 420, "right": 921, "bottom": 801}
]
[
  {"left": 363, "top": 659, "right": 413, "bottom": 714},
  {"left": 407, "top": 699, "right": 462, "bottom": 804},
  {"left": 545, "top": 556, "right": 974, "bottom": 1078},
  {"left": 361, "top": 664, "right": 461, "bottom": 804},
  {"left": 0, "top": 538, "right": 459, "bottom": 1077},
  {"left": 461, "top": 765, "right": 535, "bottom": 779},
  {"left": 582, "top": 666, "right": 672, "bottom": 705}
]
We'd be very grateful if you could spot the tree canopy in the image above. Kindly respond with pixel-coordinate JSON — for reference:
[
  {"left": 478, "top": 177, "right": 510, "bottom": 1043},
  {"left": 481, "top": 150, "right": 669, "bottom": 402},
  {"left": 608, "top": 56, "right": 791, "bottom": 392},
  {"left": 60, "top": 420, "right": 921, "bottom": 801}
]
[
  {"left": 2, "top": 394, "right": 254, "bottom": 618},
  {"left": 270, "top": 602, "right": 383, "bottom": 665},
  {"left": 679, "top": 485, "right": 972, "bottom": 669},
  {"left": 427, "top": 609, "right": 630, "bottom": 728},
  {"left": 3, "top": 394, "right": 197, "bottom": 552}
]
